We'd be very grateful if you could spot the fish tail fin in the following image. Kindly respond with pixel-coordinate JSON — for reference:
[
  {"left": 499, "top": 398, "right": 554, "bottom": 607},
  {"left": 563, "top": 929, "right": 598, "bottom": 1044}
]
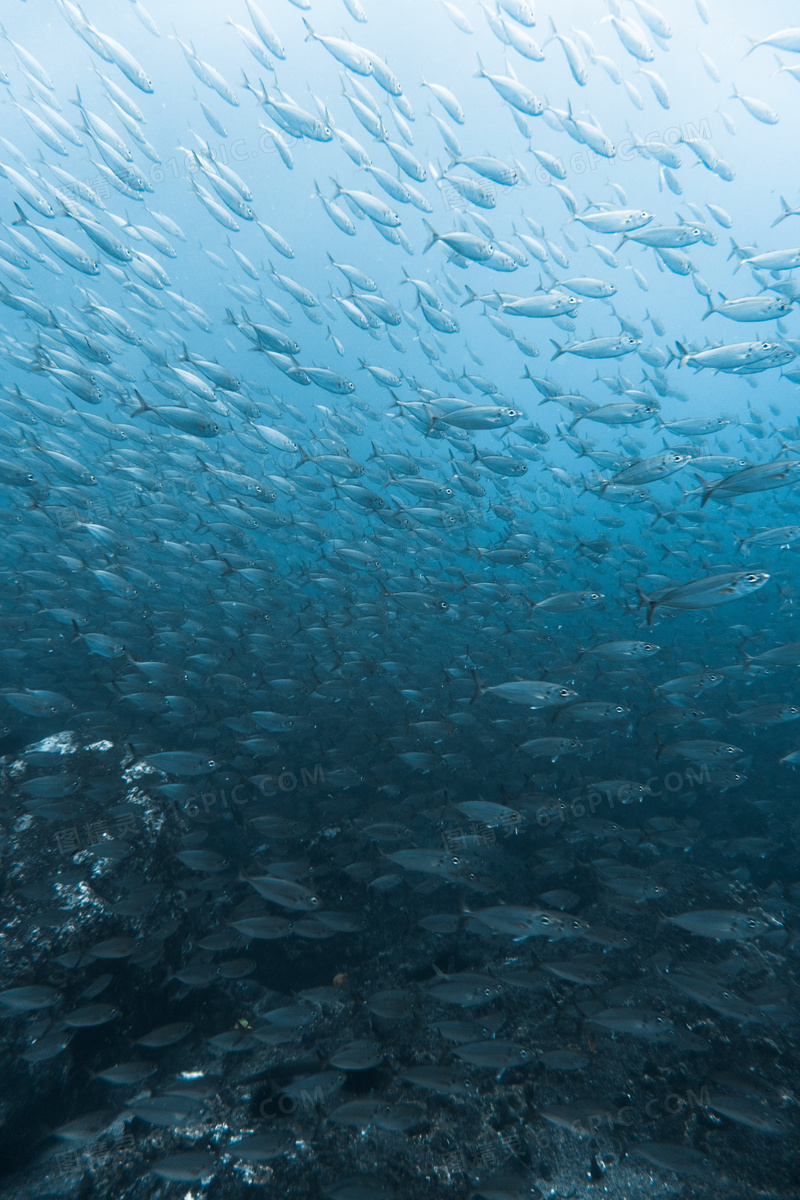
[
  {"left": 131, "top": 389, "right": 151, "bottom": 416},
  {"left": 470, "top": 670, "right": 485, "bottom": 704},
  {"left": 654, "top": 733, "right": 666, "bottom": 761},
  {"left": 701, "top": 296, "right": 715, "bottom": 320},
  {"left": 674, "top": 340, "right": 690, "bottom": 367},
  {"left": 460, "top": 285, "right": 478, "bottom": 307},
  {"left": 549, "top": 339, "right": 564, "bottom": 360},
  {"left": 11, "top": 202, "right": 28, "bottom": 226},
  {"left": 737, "top": 633, "right": 755, "bottom": 666},
  {"left": 422, "top": 219, "right": 439, "bottom": 253},
  {"left": 301, "top": 17, "right": 315, "bottom": 40},
  {"left": 771, "top": 196, "right": 792, "bottom": 227},
  {"left": 423, "top": 404, "right": 440, "bottom": 436},
  {"left": 456, "top": 906, "right": 473, "bottom": 934},
  {"left": 692, "top": 473, "right": 714, "bottom": 506},
  {"left": 69, "top": 619, "right": 82, "bottom": 645}
]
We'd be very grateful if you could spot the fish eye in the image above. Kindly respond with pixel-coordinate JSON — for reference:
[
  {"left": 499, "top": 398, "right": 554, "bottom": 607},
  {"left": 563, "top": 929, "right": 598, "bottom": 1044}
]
[
  {"left": 208, "top": 759, "right": 216, "bottom": 768},
  {"left": 559, "top": 690, "right": 571, "bottom": 698},
  {"left": 439, "top": 601, "right": 449, "bottom": 610},
  {"left": 310, "top": 896, "right": 319, "bottom": 906},
  {"left": 26, "top": 474, "right": 35, "bottom": 482},
  {"left": 640, "top": 211, "right": 648, "bottom": 218},
  {"left": 450, "top": 855, "right": 462, "bottom": 866},
  {"left": 483, "top": 988, "right": 492, "bottom": 996},
  {"left": 745, "top": 574, "right": 760, "bottom": 583}
]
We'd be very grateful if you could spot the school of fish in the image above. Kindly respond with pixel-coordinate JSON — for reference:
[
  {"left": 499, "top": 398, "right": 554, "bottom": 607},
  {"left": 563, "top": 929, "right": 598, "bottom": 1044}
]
[{"left": 1, "top": 0, "right": 799, "bottom": 1197}]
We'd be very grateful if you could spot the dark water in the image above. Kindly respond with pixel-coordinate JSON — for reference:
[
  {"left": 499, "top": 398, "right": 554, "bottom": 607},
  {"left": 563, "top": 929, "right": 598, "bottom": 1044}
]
[{"left": 1, "top": 0, "right": 799, "bottom": 1196}]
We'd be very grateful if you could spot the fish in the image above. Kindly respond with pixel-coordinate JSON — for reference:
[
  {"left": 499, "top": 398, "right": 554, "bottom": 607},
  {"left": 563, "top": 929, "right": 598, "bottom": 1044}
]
[
  {"left": 552, "top": 333, "right": 642, "bottom": 360},
  {"left": 705, "top": 1094, "right": 792, "bottom": 1135},
  {"left": 638, "top": 571, "right": 770, "bottom": 623},
  {"left": 703, "top": 295, "right": 793, "bottom": 322},
  {"left": 0, "top": 5, "right": 797, "bottom": 1195},
  {"left": 469, "top": 905, "right": 590, "bottom": 940},
  {"left": 149, "top": 1153, "right": 217, "bottom": 1183},
  {"left": 665, "top": 910, "right": 779, "bottom": 939},
  {"left": 0, "top": 985, "right": 59, "bottom": 1011},
  {"left": 239, "top": 870, "right": 322, "bottom": 911},
  {"left": 633, "top": 1143, "right": 711, "bottom": 1176},
  {"left": 472, "top": 675, "right": 578, "bottom": 708},
  {"left": 134, "top": 1022, "right": 194, "bottom": 1048},
  {"left": 400, "top": 1067, "right": 473, "bottom": 1095},
  {"left": 589, "top": 1007, "right": 675, "bottom": 1039}
]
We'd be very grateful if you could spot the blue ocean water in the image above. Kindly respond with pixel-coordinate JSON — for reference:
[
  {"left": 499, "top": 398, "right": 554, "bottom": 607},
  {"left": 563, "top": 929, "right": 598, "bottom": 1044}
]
[{"left": 0, "top": 1, "right": 798, "bottom": 1197}]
